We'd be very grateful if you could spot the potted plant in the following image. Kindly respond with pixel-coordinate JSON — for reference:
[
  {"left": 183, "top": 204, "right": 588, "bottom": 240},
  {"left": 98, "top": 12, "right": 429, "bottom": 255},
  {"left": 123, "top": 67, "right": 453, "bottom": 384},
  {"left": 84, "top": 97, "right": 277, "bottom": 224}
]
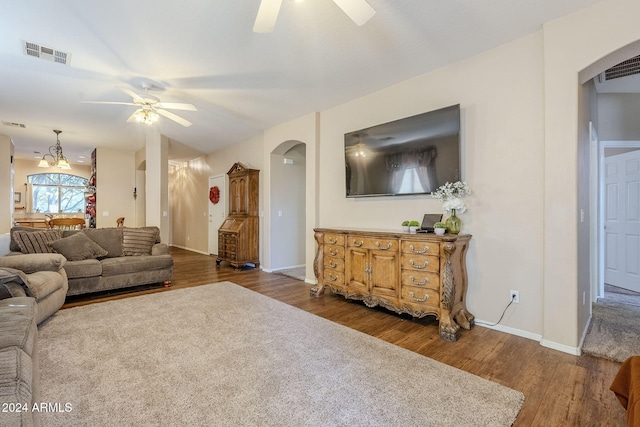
[
  {"left": 408, "top": 220, "right": 420, "bottom": 234},
  {"left": 402, "top": 220, "right": 410, "bottom": 233},
  {"left": 433, "top": 221, "right": 447, "bottom": 236},
  {"left": 431, "top": 181, "right": 471, "bottom": 234}
]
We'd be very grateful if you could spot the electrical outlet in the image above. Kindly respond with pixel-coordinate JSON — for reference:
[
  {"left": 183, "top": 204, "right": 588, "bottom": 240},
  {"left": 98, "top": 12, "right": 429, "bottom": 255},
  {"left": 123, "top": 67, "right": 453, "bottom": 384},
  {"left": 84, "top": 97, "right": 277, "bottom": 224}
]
[{"left": 510, "top": 290, "right": 519, "bottom": 304}]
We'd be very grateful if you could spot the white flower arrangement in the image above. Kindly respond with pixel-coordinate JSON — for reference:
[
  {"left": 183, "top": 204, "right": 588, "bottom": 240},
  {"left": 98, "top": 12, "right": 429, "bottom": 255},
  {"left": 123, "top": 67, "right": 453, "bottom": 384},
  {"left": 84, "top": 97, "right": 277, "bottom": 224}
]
[{"left": 431, "top": 181, "right": 471, "bottom": 213}]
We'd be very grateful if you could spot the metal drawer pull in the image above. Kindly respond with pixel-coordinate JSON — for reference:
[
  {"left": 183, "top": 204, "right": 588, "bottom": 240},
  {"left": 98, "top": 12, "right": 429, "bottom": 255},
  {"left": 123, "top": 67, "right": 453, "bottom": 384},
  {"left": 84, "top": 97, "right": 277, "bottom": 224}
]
[
  {"left": 409, "top": 276, "right": 428, "bottom": 285},
  {"left": 409, "top": 245, "right": 429, "bottom": 254},
  {"left": 329, "top": 248, "right": 339, "bottom": 256},
  {"left": 329, "top": 260, "right": 338, "bottom": 268},
  {"left": 375, "top": 242, "right": 393, "bottom": 250},
  {"left": 352, "top": 240, "right": 364, "bottom": 247},
  {"left": 409, "top": 259, "right": 429, "bottom": 269},
  {"left": 328, "top": 237, "right": 338, "bottom": 244},
  {"left": 409, "top": 292, "right": 429, "bottom": 302},
  {"left": 328, "top": 273, "right": 338, "bottom": 282}
]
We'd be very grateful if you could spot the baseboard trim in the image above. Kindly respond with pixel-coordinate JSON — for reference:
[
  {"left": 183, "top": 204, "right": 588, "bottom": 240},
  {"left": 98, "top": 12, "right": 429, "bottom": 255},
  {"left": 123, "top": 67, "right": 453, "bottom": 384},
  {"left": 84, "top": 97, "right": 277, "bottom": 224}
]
[
  {"left": 540, "top": 339, "right": 581, "bottom": 356},
  {"left": 475, "top": 321, "right": 581, "bottom": 355},
  {"left": 475, "top": 321, "right": 542, "bottom": 342}
]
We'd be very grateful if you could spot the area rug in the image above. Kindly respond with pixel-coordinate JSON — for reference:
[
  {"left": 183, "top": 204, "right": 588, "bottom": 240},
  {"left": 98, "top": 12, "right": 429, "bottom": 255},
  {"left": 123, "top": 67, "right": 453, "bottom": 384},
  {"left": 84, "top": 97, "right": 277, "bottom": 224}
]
[
  {"left": 582, "top": 301, "right": 640, "bottom": 362},
  {"left": 38, "top": 282, "right": 524, "bottom": 426}
]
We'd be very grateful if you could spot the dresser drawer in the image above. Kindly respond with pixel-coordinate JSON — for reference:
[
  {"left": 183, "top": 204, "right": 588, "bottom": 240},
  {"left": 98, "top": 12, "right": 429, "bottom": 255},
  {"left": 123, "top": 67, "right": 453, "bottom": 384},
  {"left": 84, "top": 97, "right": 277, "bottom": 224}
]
[
  {"left": 324, "top": 257, "right": 345, "bottom": 271},
  {"left": 347, "top": 236, "right": 398, "bottom": 252},
  {"left": 400, "top": 285, "right": 440, "bottom": 306},
  {"left": 323, "top": 270, "right": 345, "bottom": 286},
  {"left": 323, "top": 233, "right": 345, "bottom": 246},
  {"left": 401, "top": 241, "right": 439, "bottom": 256},
  {"left": 401, "top": 254, "right": 439, "bottom": 272},
  {"left": 400, "top": 270, "right": 440, "bottom": 289},
  {"left": 325, "top": 245, "right": 345, "bottom": 258}
]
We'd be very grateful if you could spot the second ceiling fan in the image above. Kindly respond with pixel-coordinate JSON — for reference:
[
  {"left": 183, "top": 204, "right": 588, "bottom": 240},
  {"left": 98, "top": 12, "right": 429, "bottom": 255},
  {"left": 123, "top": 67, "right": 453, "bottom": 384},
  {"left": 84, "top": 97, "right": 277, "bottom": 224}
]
[{"left": 253, "top": 0, "right": 376, "bottom": 33}]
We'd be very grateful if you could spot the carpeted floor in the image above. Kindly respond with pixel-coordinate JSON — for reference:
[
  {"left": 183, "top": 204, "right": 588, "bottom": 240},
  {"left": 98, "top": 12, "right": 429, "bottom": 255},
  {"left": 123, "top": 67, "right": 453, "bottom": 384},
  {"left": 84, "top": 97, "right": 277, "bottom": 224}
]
[
  {"left": 272, "top": 266, "right": 306, "bottom": 281},
  {"left": 582, "top": 286, "right": 640, "bottom": 362},
  {"left": 38, "top": 282, "right": 524, "bottom": 426}
]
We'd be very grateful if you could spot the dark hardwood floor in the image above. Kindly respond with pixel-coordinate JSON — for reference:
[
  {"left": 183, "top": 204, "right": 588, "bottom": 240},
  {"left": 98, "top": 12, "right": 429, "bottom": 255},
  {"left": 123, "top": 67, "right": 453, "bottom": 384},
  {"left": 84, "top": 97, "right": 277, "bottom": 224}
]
[{"left": 63, "top": 247, "right": 627, "bottom": 426}]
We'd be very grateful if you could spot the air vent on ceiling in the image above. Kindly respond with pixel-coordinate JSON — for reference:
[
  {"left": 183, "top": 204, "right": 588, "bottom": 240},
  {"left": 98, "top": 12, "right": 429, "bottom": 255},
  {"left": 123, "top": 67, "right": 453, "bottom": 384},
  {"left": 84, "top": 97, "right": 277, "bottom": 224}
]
[
  {"left": 22, "top": 41, "right": 71, "bottom": 66},
  {"left": 2, "top": 121, "right": 26, "bottom": 128},
  {"left": 602, "top": 55, "right": 640, "bottom": 81}
]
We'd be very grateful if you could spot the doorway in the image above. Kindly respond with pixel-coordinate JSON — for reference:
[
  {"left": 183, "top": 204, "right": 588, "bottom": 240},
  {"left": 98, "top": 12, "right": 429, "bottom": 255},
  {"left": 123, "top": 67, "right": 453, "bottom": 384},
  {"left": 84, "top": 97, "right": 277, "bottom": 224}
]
[
  {"left": 208, "top": 175, "right": 226, "bottom": 256},
  {"left": 599, "top": 143, "right": 640, "bottom": 298}
]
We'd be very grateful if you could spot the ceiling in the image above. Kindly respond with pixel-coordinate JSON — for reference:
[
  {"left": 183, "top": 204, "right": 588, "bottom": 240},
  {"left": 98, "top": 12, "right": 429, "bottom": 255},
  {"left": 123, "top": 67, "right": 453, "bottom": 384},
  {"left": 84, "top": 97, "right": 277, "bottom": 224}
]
[{"left": 0, "top": 0, "right": 606, "bottom": 165}]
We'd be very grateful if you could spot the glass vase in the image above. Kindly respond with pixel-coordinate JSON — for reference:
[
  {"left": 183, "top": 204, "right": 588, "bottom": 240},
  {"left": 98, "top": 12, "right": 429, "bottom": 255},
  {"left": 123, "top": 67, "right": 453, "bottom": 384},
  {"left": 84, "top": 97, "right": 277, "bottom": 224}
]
[{"left": 445, "top": 209, "right": 461, "bottom": 234}]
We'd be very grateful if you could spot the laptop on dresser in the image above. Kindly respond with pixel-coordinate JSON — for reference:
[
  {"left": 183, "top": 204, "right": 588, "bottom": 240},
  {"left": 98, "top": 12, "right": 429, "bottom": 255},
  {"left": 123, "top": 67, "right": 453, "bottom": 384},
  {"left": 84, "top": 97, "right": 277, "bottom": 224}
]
[{"left": 418, "top": 213, "right": 443, "bottom": 233}]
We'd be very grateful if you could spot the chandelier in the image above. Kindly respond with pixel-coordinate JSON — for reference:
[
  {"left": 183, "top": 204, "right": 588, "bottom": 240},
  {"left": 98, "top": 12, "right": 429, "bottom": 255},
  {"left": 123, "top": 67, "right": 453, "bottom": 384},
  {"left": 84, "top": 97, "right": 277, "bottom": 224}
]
[
  {"left": 133, "top": 109, "right": 159, "bottom": 125},
  {"left": 38, "top": 130, "right": 71, "bottom": 169}
]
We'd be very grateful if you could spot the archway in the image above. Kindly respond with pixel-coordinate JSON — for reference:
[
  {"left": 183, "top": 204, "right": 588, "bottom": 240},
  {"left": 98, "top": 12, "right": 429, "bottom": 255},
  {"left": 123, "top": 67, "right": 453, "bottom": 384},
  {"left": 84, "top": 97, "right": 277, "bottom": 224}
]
[{"left": 269, "top": 141, "right": 307, "bottom": 273}]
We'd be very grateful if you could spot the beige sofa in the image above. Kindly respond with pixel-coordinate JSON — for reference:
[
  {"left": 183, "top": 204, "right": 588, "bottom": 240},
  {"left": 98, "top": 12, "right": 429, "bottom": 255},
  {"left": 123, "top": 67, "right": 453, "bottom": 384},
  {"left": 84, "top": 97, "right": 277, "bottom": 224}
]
[
  {"left": 0, "top": 258, "right": 68, "bottom": 427},
  {"left": 6, "top": 226, "right": 173, "bottom": 297}
]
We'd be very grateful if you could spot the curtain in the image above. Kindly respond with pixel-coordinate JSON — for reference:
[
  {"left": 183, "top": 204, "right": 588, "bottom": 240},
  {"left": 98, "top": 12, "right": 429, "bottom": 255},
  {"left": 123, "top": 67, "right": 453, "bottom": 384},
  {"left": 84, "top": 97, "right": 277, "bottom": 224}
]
[{"left": 385, "top": 146, "right": 438, "bottom": 193}]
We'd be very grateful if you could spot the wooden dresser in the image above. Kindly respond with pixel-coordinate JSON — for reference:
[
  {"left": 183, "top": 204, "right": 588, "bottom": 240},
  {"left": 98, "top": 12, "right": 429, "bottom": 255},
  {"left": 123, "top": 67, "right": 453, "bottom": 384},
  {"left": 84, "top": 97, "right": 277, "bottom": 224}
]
[
  {"left": 216, "top": 163, "right": 260, "bottom": 270},
  {"left": 312, "top": 228, "right": 473, "bottom": 341}
]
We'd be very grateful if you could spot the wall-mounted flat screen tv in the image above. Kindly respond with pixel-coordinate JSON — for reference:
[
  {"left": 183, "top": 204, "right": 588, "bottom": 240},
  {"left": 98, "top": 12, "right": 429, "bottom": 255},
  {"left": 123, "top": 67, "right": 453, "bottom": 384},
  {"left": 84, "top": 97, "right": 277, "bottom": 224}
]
[{"left": 345, "top": 104, "right": 461, "bottom": 198}]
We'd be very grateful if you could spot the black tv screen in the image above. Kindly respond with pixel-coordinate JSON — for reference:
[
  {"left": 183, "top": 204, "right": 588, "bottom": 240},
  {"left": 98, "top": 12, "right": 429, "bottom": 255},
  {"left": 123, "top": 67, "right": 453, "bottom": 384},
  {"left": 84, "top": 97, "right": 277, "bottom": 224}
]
[{"left": 345, "top": 104, "right": 461, "bottom": 197}]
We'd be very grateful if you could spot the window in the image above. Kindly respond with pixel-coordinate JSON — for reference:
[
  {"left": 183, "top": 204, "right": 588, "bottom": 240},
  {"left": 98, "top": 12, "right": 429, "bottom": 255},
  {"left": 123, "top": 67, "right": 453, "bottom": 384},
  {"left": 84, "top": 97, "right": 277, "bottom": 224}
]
[
  {"left": 398, "top": 168, "right": 426, "bottom": 194},
  {"left": 28, "top": 173, "right": 88, "bottom": 213}
]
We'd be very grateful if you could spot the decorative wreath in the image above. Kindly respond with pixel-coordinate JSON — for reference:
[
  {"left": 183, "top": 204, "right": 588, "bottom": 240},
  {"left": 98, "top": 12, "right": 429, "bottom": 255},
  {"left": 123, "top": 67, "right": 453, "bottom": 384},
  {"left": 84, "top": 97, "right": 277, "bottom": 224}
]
[{"left": 209, "top": 186, "right": 220, "bottom": 204}]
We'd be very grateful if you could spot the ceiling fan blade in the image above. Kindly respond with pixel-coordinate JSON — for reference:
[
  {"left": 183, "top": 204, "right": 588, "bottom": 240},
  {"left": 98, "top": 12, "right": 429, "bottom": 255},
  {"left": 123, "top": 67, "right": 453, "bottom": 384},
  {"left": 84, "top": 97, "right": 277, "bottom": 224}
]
[
  {"left": 332, "top": 0, "right": 375, "bottom": 26},
  {"left": 116, "top": 86, "right": 146, "bottom": 103},
  {"left": 82, "top": 101, "right": 137, "bottom": 106},
  {"left": 127, "top": 109, "right": 143, "bottom": 123},
  {"left": 253, "top": 0, "right": 282, "bottom": 33},
  {"left": 156, "top": 108, "right": 192, "bottom": 127},
  {"left": 156, "top": 102, "right": 197, "bottom": 111}
]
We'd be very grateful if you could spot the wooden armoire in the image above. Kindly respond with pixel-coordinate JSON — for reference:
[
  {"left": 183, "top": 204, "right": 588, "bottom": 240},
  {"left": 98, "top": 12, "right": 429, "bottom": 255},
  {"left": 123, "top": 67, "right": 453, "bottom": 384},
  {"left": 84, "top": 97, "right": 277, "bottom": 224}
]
[{"left": 216, "top": 163, "right": 260, "bottom": 269}]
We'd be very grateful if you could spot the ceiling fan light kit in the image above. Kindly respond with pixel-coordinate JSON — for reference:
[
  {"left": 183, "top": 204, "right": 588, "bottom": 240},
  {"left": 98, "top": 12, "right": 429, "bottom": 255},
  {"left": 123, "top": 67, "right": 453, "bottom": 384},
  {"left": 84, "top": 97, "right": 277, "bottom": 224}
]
[
  {"left": 133, "top": 109, "right": 160, "bottom": 125},
  {"left": 38, "top": 129, "right": 71, "bottom": 170},
  {"left": 253, "top": 0, "right": 375, "bottom": 33}
]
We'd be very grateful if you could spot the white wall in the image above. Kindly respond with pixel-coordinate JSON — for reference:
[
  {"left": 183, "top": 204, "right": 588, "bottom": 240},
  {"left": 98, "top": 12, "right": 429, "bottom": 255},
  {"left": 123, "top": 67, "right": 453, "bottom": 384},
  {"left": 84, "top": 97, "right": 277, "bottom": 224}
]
[
  {"left": 318, "top": 32, "right": 546, "bottom": 337},
  {"left": 95, "top": 147, "right": 135, "bottom": 228},
  {"left": 542, "top": 0, "right": 640, "bottom": 350},
  {"left": 597, "top": 93, "right": 640, "bottom": 140}
]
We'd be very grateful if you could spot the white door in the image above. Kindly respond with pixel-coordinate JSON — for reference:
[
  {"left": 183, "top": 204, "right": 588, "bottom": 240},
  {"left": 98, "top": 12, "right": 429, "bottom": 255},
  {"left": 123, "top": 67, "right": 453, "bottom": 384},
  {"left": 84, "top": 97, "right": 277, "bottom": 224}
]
[
  {"left": 208, "top": 175, "right": 226, "bottom": 256},
  {"left": 604, "top": 150, "right": 640, "bottom": 292}
]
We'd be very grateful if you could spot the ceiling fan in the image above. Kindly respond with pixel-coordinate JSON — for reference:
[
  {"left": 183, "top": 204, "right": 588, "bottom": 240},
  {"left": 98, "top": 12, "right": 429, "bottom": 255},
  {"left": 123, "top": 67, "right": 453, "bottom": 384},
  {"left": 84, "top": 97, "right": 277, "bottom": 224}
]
[
  {"left": 82, "top": 84, "right": 197, "bottom": 127},
  {"left": 253, "top": 0, "right": 376, "bottom": 33}
]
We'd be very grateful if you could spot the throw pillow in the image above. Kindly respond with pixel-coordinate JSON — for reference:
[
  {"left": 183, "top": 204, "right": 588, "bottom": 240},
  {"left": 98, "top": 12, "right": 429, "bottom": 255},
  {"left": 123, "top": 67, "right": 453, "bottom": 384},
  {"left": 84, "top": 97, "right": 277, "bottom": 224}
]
[
  {"left": 13, "top": 230, "right": 62, "bottom": 254},
  {"left": 83, "top": 228, "right": 124, "bottom": 258},
  {"left": 122, "top": 227, "right": 158, "bottom": 256},
  {"left": 47, "top": 232, "right": 108, "bottom": 261}
]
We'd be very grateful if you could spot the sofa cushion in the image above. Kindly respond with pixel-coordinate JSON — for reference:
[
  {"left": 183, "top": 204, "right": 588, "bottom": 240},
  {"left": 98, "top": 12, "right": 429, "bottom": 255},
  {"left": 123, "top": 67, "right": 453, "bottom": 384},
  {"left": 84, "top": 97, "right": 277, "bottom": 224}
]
[
  {"left": 13, "top": 229, "right": 62, "bottom": 254},
  {"left": 0, "top": 253, "right": 66, "bottom": 274},
  {"left": 9, "top": 226, "right": 46, "bottom": 252},
  {"left": 101, "top": 254, "right": 173, "bottom": 277},
  {"left": 63, "top": 259, "right": 103, "bottom": 279},
  {"left": 0, "top": 347, "right": 33, "bottom": 425},
  {"left": 83, "top": 228, "right": 123, "bottom": 258},
  {"left": 47, "top": 232, "right": 108, "bottom": 261},
  {"left": 122, "top": 227, "right": 158, "bottom": 256},
  {"left": 21, "top": 271, "right": 65, "bottom": 300},
  {"left": 0, "top": 297, "right": 37, "bottom": 356}
]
